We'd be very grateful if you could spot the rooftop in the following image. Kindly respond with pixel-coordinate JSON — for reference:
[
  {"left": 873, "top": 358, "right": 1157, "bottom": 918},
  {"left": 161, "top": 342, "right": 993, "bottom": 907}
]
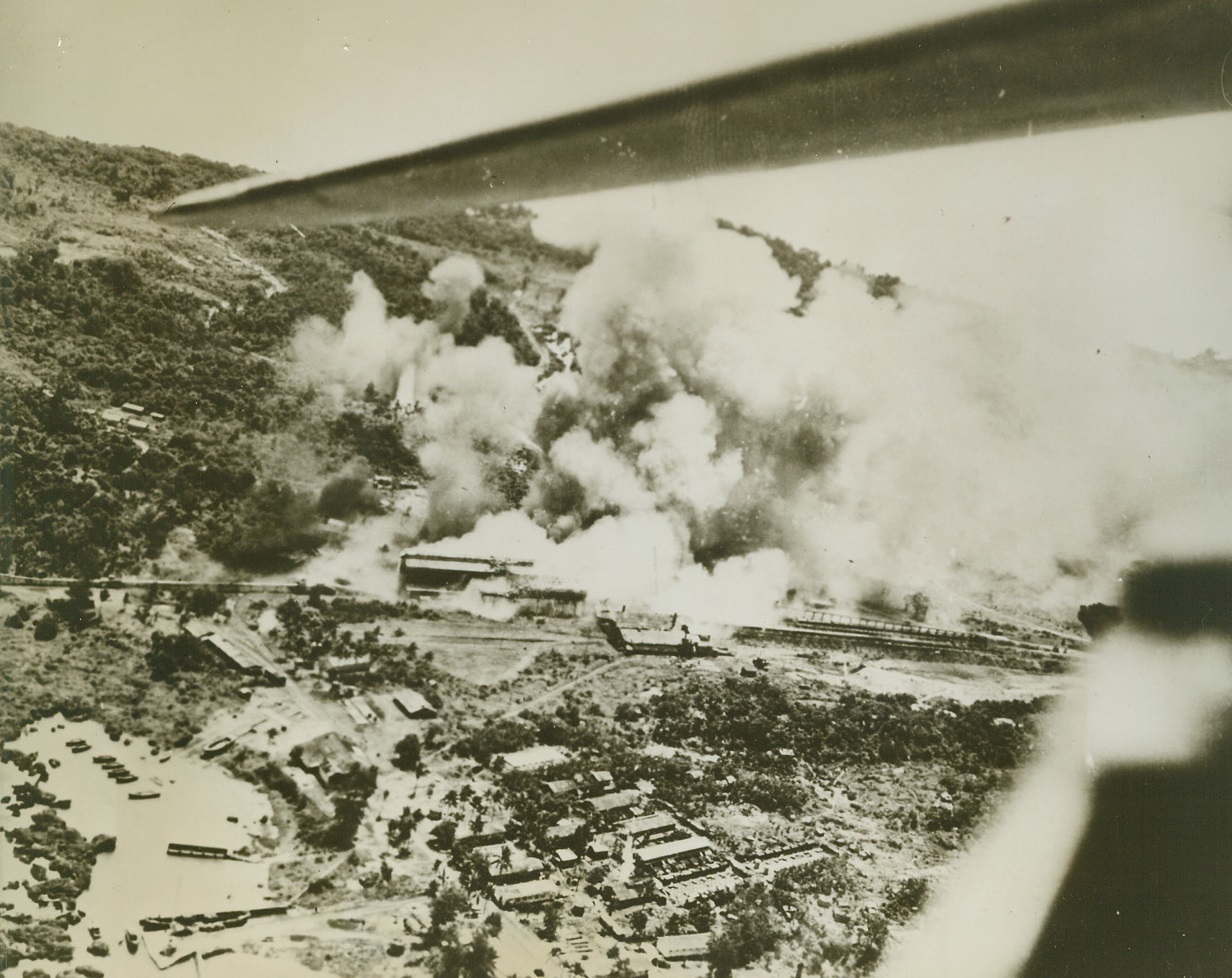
[
  {"left": 635, "top": 835, "right": 713, "bottom": 863},
  {"left": 501, "top": 744, "right": 569, "bottom": 771},
  {"left": 588, "top": 789, "right": 642, "bottom": 813}
]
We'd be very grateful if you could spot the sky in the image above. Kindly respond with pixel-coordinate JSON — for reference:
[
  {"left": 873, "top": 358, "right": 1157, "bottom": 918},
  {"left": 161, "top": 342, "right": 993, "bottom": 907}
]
[{"left": 3, "top": 0, "right": 1231, "bottom": 354}]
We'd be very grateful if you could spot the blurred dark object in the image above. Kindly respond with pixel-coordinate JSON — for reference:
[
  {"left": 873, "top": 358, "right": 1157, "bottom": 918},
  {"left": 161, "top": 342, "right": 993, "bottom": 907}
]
[
  {"left": 159, "top": 0, "right": 1232, "bottom": 227},
  {"left": 1021, "top": 559, "right": 1232, "bottom": 977},
  {"left": 1077, "top": 603, "right": 1123, "bottom": 639},
  {"left": 1123, "top": 559, "right": 1232, "bottom": 639}
]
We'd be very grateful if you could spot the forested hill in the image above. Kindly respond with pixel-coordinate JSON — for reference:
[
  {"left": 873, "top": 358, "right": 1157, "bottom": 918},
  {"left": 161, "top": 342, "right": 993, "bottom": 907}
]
[{"left": 0, "top": 123, "right": 592, "bottom": 579}]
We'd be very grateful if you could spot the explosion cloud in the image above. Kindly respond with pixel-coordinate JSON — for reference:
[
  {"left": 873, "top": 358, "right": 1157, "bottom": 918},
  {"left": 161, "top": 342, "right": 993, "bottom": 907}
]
[{"left": 295, "top": 224, "right": 1232, "bottom": 624}]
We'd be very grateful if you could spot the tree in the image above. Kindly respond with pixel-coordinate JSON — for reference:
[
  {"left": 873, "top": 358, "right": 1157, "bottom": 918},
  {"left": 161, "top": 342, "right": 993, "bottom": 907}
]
[
  {"left": 707, "top": 887, "right": 781, "bottom": 978},
  {"left": 427, "top": 885, "right": 469, "bottom": 946},
  {"left": 430, "top": 930, "right": 497, "bottom": 978},
  {"left": 608, "top": 956, "right": 639, "bottom": 978},
  {"left": 540, "top": 902, "right": 561, "bottom": 941},
  {"left": 146, "top": 631, "right": 211, "bottom": 681},
  {"left": 32, "top": 615, "right": 59, "bottom": 641},
  {"left": 463, "top": 930, "right": 497, "bottom": 978},
  {"left": 430, "top": 932, "right": 466, "bottom": 978},
  {"left": 430, "top": 818, "right": 458, "bottom": 852},
  {"left": 392, "top": 733, "right": 423, "bottom": 773}
]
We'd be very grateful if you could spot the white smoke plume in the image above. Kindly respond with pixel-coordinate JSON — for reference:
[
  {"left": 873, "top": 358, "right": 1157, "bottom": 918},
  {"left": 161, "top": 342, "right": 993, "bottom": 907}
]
[
  {"left": 421, "top": 254, "right": 486, "bottom": 332},
  {"left": 292, "top": 271, "right": 437, "bottom": 398},
  {"left": 298, "top": 219, "right": 1232, "bottom": 625},
  {"left": 291, "top": 260, "right": 540, "bottom": 542}
]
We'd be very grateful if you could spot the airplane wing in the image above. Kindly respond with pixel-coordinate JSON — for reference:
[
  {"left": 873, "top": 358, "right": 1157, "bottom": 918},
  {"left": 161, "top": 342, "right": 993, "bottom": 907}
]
[{"left": 157, "top": 0, "right": 1232, "bottom": 228}]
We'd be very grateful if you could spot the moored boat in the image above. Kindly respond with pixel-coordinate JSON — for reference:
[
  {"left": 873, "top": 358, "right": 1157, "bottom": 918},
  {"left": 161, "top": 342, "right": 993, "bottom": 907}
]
[
  {"left": 128, "top": 790, "right": 160, "bottom": 800},
  {"left": 140, "top": 916, "right": 172, "bottom": 932},
  {"left": 70, "top": 743, "right": 91, "bottom": 753},
  {"left": 93, "top": 755, "right": 116, "bottom": 764},
  {"left": 201, "top": 737, "right": 234, "bottom": 759},
  {"left": 115, "top": 774, "right": 138, "bottom": 785},
  {"left": 107, "top": 768, "right": 131, "bottom": 779},
  {"left": 125, "top": 930, "right": 139, "bottom": 953}
]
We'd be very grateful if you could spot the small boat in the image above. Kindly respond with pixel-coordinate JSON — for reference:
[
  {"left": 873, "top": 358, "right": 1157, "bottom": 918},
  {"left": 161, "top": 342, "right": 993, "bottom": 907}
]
[
  {"left": 202, "top": 737, "right": 234, "bottom": 759},
  {"left": 101, "top": 760, "right": 124, "bottom": 771},
  {"left": 199, "top": 921, "right": 226, "bottom": 933},
  {"left": 140, "top": 916, "right": 172, "bottom": 932},
  {"left": 93, "top": 755, "right": 116, "bottom": 764},
  {"left": 48, "top": 758, "right": 60, "bottom": 769},
  {"left": 221, "top": 913, "right": 249, "bottom": 929},
  {"left": 160, "top": 941, "right": 178, "bottom": 957},
  {"left": 66, "top": 738, "right": 86, "bottom": 748},
  {"left": 128, "top": 790, "right": 160, "bottom": 800},
  {"left": 70, "top": 743, "right": 91, "bottom": 754},
  {"left": 107, "top": 768, "right": 131, "bottom": 779},
  {"left": 171, "top": 925, "right": 193, "bottom": 938},
  {"left": 202, "top": 948, "right": 232, "bottom": 960},
  {"left": 125, "top": 931, "right": 139, "bottom": 953},
  {"left": 115, "top": 775, "right": 138, "bottom": 785}
]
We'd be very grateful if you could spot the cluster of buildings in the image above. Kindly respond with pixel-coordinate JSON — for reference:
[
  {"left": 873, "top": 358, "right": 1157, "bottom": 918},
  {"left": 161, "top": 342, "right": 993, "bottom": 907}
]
[
  {"left": 89, "top": 400, "right": 166, "bottom": 434},
  {"left": 423, "top": 737, "right": 851, "bottom": 973},
  {"left": 595, "top": 613, "right": 718, "bottom": 657},
  {"left": 479, "top": 750, "right": 742, "bottom": 921},
  {"left": 398, "top": 552, "right": 587, "bottom": 618}
]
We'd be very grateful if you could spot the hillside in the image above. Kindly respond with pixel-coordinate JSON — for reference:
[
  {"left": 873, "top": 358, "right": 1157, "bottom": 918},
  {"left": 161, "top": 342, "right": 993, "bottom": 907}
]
[{"left": 0, "top": 124, "right": 591, "bottom": 578}]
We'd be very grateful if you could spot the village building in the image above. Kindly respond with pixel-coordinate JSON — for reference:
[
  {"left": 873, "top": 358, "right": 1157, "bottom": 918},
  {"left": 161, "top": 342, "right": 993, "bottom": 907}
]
[
  {"left": 319, "top": 654, "right": 372, "bottom": 681},
  {"left": 474, "top": 844, "right": 545, "bottom": 884},
  {"left": 183, "top": 620, "right": 270, "bottom": 677},
  {"left": 655, "top": 933, "right": 712, "bottom": 962},
  {"left": 589, "top": 770, "right": 615, "bottom": 791},
  {"left": 399, "top": 553, "right": 532, "bottom": 590},
  {"left": 616, "top": 812, "right": 679, "bottom": 843},
  {"left": 634, "top": 835, "right": 714, "bottom": 872},
  {"left": 493, "top": 879, "right": 559, "bottom": 910},
  {"left": 545, "top": 817, "right": 586, "bottom": 843},
  {"left": 587, "top": 789, "right": 643, "bottom": 820},
  {"left": 603, "top": 881, "right": 656, "bottom": 910},
  {"left": 392, "top": 690, "right": 438, "bottom": 720},
  {"left": 478, "top": 580, "right": 588, "bottom": 618},
  {"left": 587, "top": 835, "right": 615, "bottom": 860},
  {"left": 291, "top": 732, "right": 368, "bottom": 790},
  {"left": 499, "top": 745, "right": 569, "bottom": 771},
  {"left": 454, "top": 819, "right": 510, "bottom": 849},
  {"left": 595, "top": 613, "right": 717, "bottom": 657}
]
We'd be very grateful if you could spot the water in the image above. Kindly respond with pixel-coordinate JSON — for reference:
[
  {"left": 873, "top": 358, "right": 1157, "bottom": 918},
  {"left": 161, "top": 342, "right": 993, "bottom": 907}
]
[{"left": 1, "top": 716, "right": 324, "bottom": 978}]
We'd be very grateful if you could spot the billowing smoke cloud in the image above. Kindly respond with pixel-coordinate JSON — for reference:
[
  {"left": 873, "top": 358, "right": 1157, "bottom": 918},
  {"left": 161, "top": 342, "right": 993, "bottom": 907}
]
[
  {"left": 297, "top": 221, "right": 1232, "bottom": 624},
  {"left": 317, "top": 459, "right": 383, "bottom": 520},
  {"left": 292, "top": 260, "right": 540, "bottom": 541},
  {"left": 292, "top": 271, "right": 435, "bottom": 398},
  {"left": 415, "top": 338, "right": 540, "bottom": 537},
  {"left": 421, "top": 255, "right": 486, "bottom": 332}
]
